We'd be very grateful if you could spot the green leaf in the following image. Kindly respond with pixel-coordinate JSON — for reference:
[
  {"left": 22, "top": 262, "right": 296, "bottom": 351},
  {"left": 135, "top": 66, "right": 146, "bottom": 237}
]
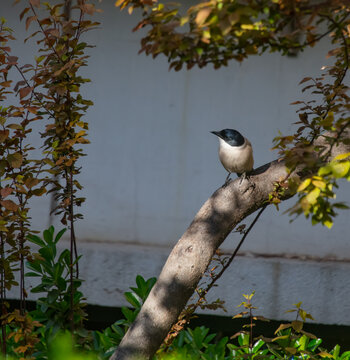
[
  {"left": 58, "top": 249, "right": 71, "bottom": 268},
  {"left": 26, "top": 260, "right": 42, "bottom": 274},
  {"left": 54, "top": 228, "right": 67, "bottom": 243},
  {"left": 27, "top": 234, "right": 45, "bottom": 246},
  {"left": 252, "top": 338, "right": 265, "bottom": 353},
  {"left": 121, "top": 306, "right": 136, "bottom": 323},
  {"left": 124, "top": 292, "right": 141, "bottom": 309},
  {"left": 31, "top": 284, "right": 48, "bottom": 293},
  {"left": 331, "top": 161, "right": 350, "bottom": 178},
  {"left": 334, "top": 152, "right": 350, "bottom": 161},
  {"left": 43, "top": 226, "right": 54, "bottom": 244},
  {"left": 238, "top": 332, "right": 250, "bottom": 347},
  {"left": 306, "top": 187, "right": 320, "bottom": 205},
  {"left": 47, "top": 289, "right": 59, "bottom": 303},
  {"left": 56, "top": 277, "right": 67, "bottom": 291},
  {"left": 297, "top": 178, "right": 311, "bottom": 192},
  {"left": 324, "top": 219, "right": 333, "bottom": 229},
  {"left": 39, "top": 247, "right": 54, "bottom": 262},
  {"left": 25, "top": 271, "right": 41, "bottom": 277},
  {"left": 53, "top": 262, "right": 63, "bottom": 281},
  {"left": 111, "top": 323, "right": 125, "bottom": 338}
]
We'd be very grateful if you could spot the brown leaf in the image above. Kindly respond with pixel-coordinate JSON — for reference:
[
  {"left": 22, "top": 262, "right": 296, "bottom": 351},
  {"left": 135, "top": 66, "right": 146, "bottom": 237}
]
[
  {"left": 274, "top": 323, "right": 291, "bottom": 334},
  {"left": 7, "top": 123, "right": 22, "bottom": 130},
  {"left": 115, "top": 0, "right": 126, "bottom": 7},
  {"left": 16, "top": 184, "right": 27, "bottom": 194},
  {"left": 45, "top": 124, "right": 56, "bottom": 131},
  {"left": 26, "top": 16, "right": 37, "bottom": 31},
  {"left": 19, "top": 7, "right": 30, "bottom": 21},
  {"left": 0, "top": 130, "right": 9, "bottom": 143},
  {"left": 19, "top": 86, "right": 32, "bottom": 99},
  {"left": 14, "top": 80, "right": 26, "bottom": 92},
  {"left": 299, "top": 77, "right": 312, "bottom": 85},
  {"left": 327, "top": 48, "right": 341, "bottom": 59},
  {"left": 0, "top": 81, "right": 12, "bottom": 87},
  {"left": 27, "top": 106, "right": 38, "bottom": 114},
  {"left": 0, "top": 187, "right": 13, "bottom": 199},
  {"left": 29, "top": 0, "right": 40, "bottom": 8},
  {"left": 7, "top": 56, "right": 18, "bottom": 65},
  {"left": 25, "top": 177, "right": 39, "bottom": 190},
  {"left": 32, "top": 187, "right": 46, "bottom": 196},
  {"left": 195, "top": 8, "right": 211, "bottom": 26},
  {"left": 7, "top": 152, "right": 23, "bottom": 169},
  {"left": 291, "top": 320, "right": 303, "bottom": 332},
  {"left": 81, "top": 4, "right": 95, "bottom": 15},
  {"left": 0, "top": 200, "right": 19, "bottom": 212}
]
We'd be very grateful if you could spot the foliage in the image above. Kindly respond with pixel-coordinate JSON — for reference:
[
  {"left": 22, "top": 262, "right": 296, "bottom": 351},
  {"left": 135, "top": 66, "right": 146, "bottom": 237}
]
[
  {"left": 160, "top": 294, "right": 350, "bottom": 360},
  {"left": 115, "top": 0, "right": 350, "bottom": 229},
  {"left": 115, "top": 0, "right": 348, "bottom": 68},
  {"left": 25, "top": 226, "right": 87, "bottom": 334},
  {"left": 1, "top": 14, "right": 48, "bottom": 356},
  {"left": 4, "top": 310, "right": 42, "bottom": 359},
  {"left": 91, "top": 275, "right": 156, "bottom": 359},
  {"left": 1, "top": 0, "right": 350, "bottom": 358},
  {"left": 0, "top": 0, "right": 98, "bottom": 354},
  {"left": 1, "top": 332, "right": 99, "bottom": 360},
  {"left": 3, "top": 266, "right": 350, "bottom": 359}
]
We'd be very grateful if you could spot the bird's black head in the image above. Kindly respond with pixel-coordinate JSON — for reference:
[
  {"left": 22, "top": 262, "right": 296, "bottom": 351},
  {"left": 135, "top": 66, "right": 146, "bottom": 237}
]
[{"left": 211, "top": 129, "right": 245, "bottom": 147}]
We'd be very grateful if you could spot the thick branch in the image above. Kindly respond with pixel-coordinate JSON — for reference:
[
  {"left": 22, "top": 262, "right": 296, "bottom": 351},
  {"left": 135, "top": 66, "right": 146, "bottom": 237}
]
[{"left": 112, "top": 134, "right": 350, "bottom": 360}]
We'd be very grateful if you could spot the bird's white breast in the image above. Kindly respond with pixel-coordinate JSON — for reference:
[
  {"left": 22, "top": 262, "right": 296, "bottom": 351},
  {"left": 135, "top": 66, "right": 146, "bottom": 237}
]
[{"left": 218, "top": 138, "right": 254, "bottom": 174}]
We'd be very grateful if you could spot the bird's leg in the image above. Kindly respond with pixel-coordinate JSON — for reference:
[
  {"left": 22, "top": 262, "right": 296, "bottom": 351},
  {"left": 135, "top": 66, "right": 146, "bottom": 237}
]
[
  {"left": 239, "top": 172, "right": 247, "bottom": 185},
  {"left": 239, "top": 171, "right": 255, "bottom": 193},
  {"left": 224, "top": 172, "right": 231, "bottom": 186}
]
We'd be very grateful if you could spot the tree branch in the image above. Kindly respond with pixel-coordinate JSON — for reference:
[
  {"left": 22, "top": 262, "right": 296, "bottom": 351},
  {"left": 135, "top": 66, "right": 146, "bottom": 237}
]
[{"left": 111, "top": 131, "right": 350, "bottom": 360}]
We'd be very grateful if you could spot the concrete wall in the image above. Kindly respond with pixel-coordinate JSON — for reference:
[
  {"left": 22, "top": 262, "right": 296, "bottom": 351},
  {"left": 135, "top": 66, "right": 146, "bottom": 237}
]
[{"left": 2, "top": 1, "right": 350, "bottom": 325}]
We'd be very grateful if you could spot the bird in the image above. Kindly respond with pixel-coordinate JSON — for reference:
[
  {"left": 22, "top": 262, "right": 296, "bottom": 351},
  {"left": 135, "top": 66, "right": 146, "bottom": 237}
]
[{"left": 211, "top": 128, "right": 254, "bottom": 184}]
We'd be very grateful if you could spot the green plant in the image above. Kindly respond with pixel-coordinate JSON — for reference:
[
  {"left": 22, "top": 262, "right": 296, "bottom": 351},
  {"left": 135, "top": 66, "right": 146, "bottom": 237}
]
[
  {"left": 160, "top": 294, "right": 350, "bottom": 360},
  {"left": 26, "top": 226, "right": 87, "bottom": 335},
  {"left": 1, "top": 1, "right": 98, "bottom": 355},
  {"left": 165, "top": 326, "right": 228, "bottom": 360},
  {"left": 91, "top": 275, "right": 156, "bottom": 359}
]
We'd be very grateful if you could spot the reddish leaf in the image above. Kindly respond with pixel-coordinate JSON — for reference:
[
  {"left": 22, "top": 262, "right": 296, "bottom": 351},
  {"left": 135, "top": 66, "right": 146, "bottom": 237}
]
[
  {"left": 29, "top": 0, "right": 40, "bottom": 7},
  {"left": 16, "top": 184, "right": 28, "bottom": 194},
  {"left": 27, "top": 106, "right": 38, "bottom": 114},
  {"left": 26, "top": 16, "right": 37, "bottom": 31},
  {"left": 290, "top": 101, "right": 303, "bottom": 105},
  {"left": 0, "top": 200, "right": 19, "bottom": 212},
  {"left": 7, "top": 56, "right": 18, "bottom": 65},
  {"left": 0, "top": 81, "right": 12, "bottom": 87},
  {"left": 0, "top": 187, "right": 13, "bottom": 199},
  {"left": 14, "top": 80, "right": 26, "bottom": 92},
  {"left": 19, "top": 7, "right": 30, "bottom": 21},
  {"left": 81, "top": 4, "right": 95, "bottom": 15},
  {"left": 299, "top": 77, "right": 312, "bottom": 85},
  {"left": 19, "top": 86, "right": 32, "bottom": 99}
]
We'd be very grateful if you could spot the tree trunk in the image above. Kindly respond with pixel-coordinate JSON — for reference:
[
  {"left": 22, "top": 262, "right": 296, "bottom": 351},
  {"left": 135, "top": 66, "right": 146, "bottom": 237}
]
[{"left": 111, "top": 134, "right": 350, "bottom": 360}]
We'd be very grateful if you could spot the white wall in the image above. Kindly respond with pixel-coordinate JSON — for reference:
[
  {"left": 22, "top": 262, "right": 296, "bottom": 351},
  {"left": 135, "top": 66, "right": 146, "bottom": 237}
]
[{"left": 2, "top": 1, "right": 350, "bottom": 325}]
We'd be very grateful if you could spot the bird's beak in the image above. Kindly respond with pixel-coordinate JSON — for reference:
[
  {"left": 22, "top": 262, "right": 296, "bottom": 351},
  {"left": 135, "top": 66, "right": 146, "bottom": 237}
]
[{"left": 211, "top": 131, "right": 223, "bottom": 139}]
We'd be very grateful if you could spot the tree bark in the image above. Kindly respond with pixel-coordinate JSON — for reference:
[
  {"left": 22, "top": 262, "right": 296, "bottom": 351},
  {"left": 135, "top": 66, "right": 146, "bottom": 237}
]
[{"left": 111, "top": 135, "right": 350, "bottom": 360}]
